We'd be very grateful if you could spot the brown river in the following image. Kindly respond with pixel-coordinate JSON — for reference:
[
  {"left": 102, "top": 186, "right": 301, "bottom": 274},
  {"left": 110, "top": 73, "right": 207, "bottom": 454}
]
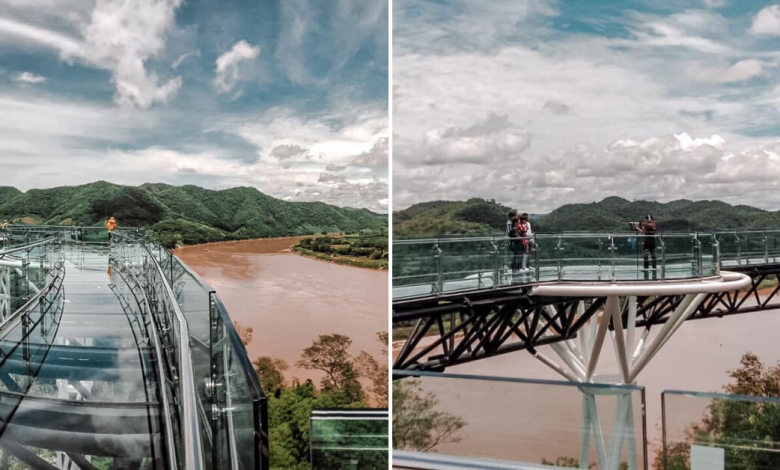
[
  {"left": 177, "top": 237, "right": 388, "bottom": 386},
  {"left": 396, "top": 303, "right": 780, "bottom": 467}
]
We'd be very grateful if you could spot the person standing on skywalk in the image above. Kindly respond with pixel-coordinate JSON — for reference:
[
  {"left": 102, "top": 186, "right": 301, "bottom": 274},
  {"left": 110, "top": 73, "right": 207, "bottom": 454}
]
[
  {"left": 636, "top": 215, "right": 657, "bottom": 280},
  {"left": 506, "top": 210, "right": 523, "bottom": 274},
  {"left": 518, "top": 213, "right": 532, "bottom": 273}
]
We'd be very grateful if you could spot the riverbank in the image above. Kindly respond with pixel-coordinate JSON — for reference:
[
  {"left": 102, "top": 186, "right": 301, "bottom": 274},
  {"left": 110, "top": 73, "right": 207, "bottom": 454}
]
[
  {"left": 176, "top": 236, "right": 389, "bottom": 387},
  {"left": 293, "top": 246, "right": 388, "bottom": 270}
]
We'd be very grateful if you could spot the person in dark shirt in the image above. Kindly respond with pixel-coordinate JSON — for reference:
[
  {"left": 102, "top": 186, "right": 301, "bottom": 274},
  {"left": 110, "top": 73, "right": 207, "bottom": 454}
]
[
  {"left": 506, "top": 210, "right": 522, "bottom": 274},
  {"left": 636, "top": 215, "right": 657, "bottom": 279}
]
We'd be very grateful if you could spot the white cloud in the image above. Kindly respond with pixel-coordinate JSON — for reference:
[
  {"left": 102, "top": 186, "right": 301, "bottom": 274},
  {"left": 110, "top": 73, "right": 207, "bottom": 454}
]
[
  {"left": 172, "top": 49, "right": 200, "bottom": 69},
  {"left": 687, "top": 59, "right": 764, "bottom": 83},
  {"left": 394, "top": 132, "right": 780, "bottom": 212},
  {"left": 13, "top": 71, "right": 46, "bottom": 84},
  {"left": 270, "top": 143, "right": 308, "bottom": 160},
  {"left": 0, "top": 16, "right": 84, "bottom": 58},
  {"left": 83, "top": 0, "right": 183, "bottom": 108},
  {"left": 393, "top": 1, "right": 780, "bottom": 212},
  {"left": 414, "top": 113, "right": 530, "bottom": 166},
  {"left": 350, "top": 137, "right": 388, "bottom": 168},
  {"left": 0, "top": 0, "right": 184, "bottom": 108},
  {"left": 214, "top": 40, "right": 260, "bottom": 93},
  {"left": 751, "top": 5, "right": 780, "bottom": 36},
  {"left": 276, "top": 0, "right": 385, "bottom": 85}
]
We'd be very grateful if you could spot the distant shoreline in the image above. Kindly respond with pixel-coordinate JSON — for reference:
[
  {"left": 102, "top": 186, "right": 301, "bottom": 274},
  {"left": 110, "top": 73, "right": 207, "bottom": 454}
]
[
  {"left": 173, "top": 235, "right": 308, "bottom": 251},
  {"left": 292, "top": 246, "right": 388, "bottom": 271}
]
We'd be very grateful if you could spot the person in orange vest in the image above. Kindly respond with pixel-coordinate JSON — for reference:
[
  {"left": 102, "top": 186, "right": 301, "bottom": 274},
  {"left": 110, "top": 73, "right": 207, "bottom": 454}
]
[{"left": 106, "top": 217, "right": 117, "bottom": 244}]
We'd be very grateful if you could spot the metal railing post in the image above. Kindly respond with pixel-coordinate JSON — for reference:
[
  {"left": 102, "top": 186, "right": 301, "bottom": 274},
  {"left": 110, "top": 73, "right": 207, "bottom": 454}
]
[
  {"left": 490, "top": 238, "right": 499, "bottom": 289},
  {"left": 659, "top": 236, "right": 666, "bottom": 280},
  {"left": 597, "top": 238, "right": 603, "bottom": 281},
  {"left": 714, "top": 235, "right": 721, "bottom": 275},
  {"left": 556, "top": 237, "right": 563, "bottom": 281},
  {"left": 735, "top": 233, "right": 741, "bottom": 265},
  {"left": 610, "top": 236, "right": 616, "bottom": 282},
  {"left": 764, "top": 231, "right": 769, "bottom": 264},
  {"left": 533, "top": 235, "right": 540, "bottom": 282},
  {"left": 434, "top": 242, "right": 443, "bottom": 295}
]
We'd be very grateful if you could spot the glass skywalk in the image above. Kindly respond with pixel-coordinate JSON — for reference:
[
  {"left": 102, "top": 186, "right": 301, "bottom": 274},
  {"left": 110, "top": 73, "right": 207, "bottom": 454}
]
[
  {"left": 0, "top": 226, "right": 269, "bottom": 469},
  {"left": 393, "top": 230, "right": 780, "bottom": 300}
]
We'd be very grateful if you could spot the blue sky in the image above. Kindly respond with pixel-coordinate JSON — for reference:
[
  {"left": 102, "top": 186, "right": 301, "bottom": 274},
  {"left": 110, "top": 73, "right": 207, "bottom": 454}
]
[
  {"left": 393, "top": 0, "right": 780, "bottom": 212},
  {"left": 0, "top": 0, "right": 388, "bottom": 212}
]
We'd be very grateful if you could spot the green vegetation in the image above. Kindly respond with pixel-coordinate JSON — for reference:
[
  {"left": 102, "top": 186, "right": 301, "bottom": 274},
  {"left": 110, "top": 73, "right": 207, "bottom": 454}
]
[
  {"left": 251, "top": 332, "right": 389, "bottom": 469},
  {"left": 656, "top": 352, "right": 780, "bottom": 470},
  {"left": 394, "top": 196, "right": 780, "bottom": 237},
  {"left": 294, "top": 232, "right": 388, "bottom": 270},
  {"left": 0, "top": 181, "right": 386, "bottom": 247},
  {"left": 392, "top": 378, "right": 466, "bottom": 452}
]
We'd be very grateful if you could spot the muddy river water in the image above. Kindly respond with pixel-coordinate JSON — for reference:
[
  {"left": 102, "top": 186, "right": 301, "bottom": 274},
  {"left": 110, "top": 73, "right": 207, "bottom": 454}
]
[
  {"left": 177, "top": 237, "right": 388, "bottom": 385},
  {"left": 395, "top": 303, "right": 780, "bottom": 466}
]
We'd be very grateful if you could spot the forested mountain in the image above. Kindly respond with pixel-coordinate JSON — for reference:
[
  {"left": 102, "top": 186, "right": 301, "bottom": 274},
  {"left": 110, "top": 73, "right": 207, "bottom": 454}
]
[
  {"left": 393, "top": 196, "right": 776, "bottom": 237},
  {"left": 0, "top": 181, "right": 386, "bottom": 246}
]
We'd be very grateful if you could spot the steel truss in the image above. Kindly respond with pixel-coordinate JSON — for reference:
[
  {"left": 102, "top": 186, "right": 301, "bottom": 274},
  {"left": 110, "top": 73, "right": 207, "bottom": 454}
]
[{"left": 393, "top": 268, "right": 778, "bottom": 373}]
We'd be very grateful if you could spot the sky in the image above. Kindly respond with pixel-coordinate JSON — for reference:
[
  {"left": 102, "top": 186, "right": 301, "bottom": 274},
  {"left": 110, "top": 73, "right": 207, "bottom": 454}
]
[
  {"left": 393, "top": 0, "right": 780, "bottom": 213},
  {"left": 0, "top": 0, "right": 388, "bottom": 212}
]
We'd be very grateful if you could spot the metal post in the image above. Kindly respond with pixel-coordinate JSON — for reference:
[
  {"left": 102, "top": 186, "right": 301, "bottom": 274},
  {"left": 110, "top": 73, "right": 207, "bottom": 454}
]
[
  {"left": 659, "top": 236, "right": 666, "bottom": 280},
  {"left": 534, "top": 235, "right": 540, "bottom": 282},
  {"left": 434, "top": 242, "right": 443, "bottom": 295},
  {"left": 490, "top": 239, "right": 499, "bottom": 289},
  {"left": 556, "top": 237, "right": 563, "bottom": 281},
  {"left": 714, "top": 236, "right": 721, "bottom": 275},
  {"left": 597, "top": 238, "right": 603, "bottom": 281},
  {"left": 764, "top": 231, "right": 769, "bottom": 264},
  {"left": 736, "top": 233, "right": 741, "bottom": 265},
  {"left": 610, "top": 237, "right": 616, "bottom": 282}
]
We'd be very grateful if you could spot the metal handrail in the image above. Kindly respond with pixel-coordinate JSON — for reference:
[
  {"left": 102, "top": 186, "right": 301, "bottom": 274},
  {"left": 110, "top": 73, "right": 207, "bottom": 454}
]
[
  {"left": 0, "top": 237, "right": 56, "bottom": 259},
  {"left": 120, "top": 234, "right": 205, "bottom": 469},
  {"left": 126, "top": 231, "right": 269, "bottom": 469},
  {"left": 111, "top": 256, "right": 178, "bottom": 470}
]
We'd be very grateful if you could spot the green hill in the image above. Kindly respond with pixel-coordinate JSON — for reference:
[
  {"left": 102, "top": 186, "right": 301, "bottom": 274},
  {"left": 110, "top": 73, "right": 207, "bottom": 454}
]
[
  {"left": 0, "top": 181, "right": 387, "bottom": 247},
  {"left": 394, "top": 197, "right": 779, "bottom": 237}
]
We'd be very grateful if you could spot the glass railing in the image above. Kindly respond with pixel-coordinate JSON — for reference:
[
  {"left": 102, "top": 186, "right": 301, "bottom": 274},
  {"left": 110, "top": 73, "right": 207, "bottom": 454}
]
[
  {"left": 662, "top": 389, "right": 780, "bottom": 470},
  {"left": 716, "top": 230, "right": 780, "bottom": 267},
  {"left": 392, "top": 370, "right": 648, "bottom": 469},
  {"left": 112, "top": 231, "right": 269, "bottom": 470},
  {"left": 310, "top": 409, "right": 389, "bottom": 469},
  {"left": 112, "top": 233, "right": 206, "bottom": 469},
  {"left": 211, "top": 294, "right": 270, "bottom": 470},
  {"left": 0, "top": 253, "right": 65, "bottom": 435},
  {"left": 0, "top": 237, "right": 60, "bottom": 317},
  {"left": 393, "top": 232, "right": 720, "bottom": 299}
]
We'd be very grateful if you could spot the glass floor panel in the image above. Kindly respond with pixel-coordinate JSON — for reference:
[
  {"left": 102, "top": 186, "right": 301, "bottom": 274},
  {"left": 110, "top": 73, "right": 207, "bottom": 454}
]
[{"left": 0, "top": 252, "right": 166, "bottom": 468}]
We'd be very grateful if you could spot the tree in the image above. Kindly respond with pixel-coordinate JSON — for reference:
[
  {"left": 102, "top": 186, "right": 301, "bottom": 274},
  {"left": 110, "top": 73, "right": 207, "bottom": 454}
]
[
  {"left": 253, "top": 356, "right": 288, "bottom": 394},
  {"left": 393, "top": 378, "right": 466, "bottom": 452},
  {"left": 268, "top": 380, "right": 368, "bottom": 469},
  {"left": 356, "top": 332, "right": 389, "bottom": 407},
  {"left": 297, "top": 334, "right": 364, "bottom": 402},
  {"left": 233, "top": 320, "right": 253, "bottom": 346},
  {"left": 653, "top": 352, "right": 780, "bottom": 470}
]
